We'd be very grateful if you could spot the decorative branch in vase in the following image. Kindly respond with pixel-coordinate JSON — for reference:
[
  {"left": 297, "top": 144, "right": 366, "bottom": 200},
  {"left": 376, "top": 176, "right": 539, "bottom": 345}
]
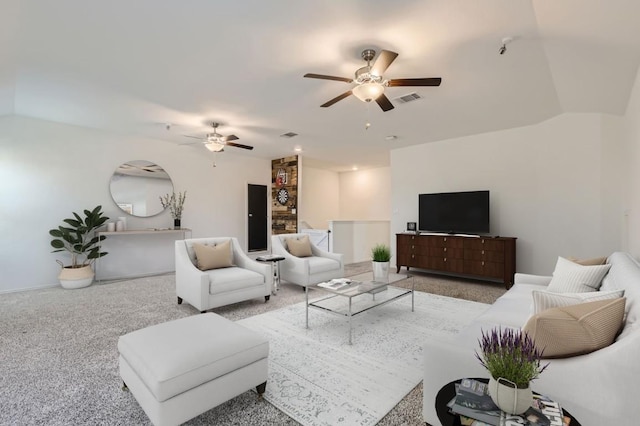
[{"left": 160, "top": 191, "right": 187, "bottom": 229}]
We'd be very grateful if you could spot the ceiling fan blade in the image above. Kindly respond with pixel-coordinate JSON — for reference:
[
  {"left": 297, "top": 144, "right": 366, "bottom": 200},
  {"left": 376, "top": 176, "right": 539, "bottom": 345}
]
[
  {"left": 304, "top": 73, "right": 353, "bottom": 83},
  {"left": 225, "top": 141, "right": 254, "bottom": 150},
  {"left": 221, "top": 134, "right": 239, "bottom": 142},
  {"left": 387, "top": 77, "right": 442, "bottom": 87},
  {"left": 370, "top": 50, "right": 398, "bottom": 77},
  {"left": 182, "top": 134, "right": 205, "bottom": 140},
  {"left": 320, "top": 90, "right": 353, "bottom": 108},
  {"left": 375, "top": 93, "right": 395, "bottom": 112}
]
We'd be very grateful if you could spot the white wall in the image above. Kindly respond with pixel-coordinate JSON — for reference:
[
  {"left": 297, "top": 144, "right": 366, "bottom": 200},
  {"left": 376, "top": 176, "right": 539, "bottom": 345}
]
[
  {"left": 299, "top": 165, "right": 339, "bottom": 229},
  {"left": 339, "top": 167, "right": 391, "bottom": 220},
  {"left": 329, "top": 220, "right": 390, "bottom": 264},
  {"left": 391, "top": 113, "right": 624, "bottom": 275},
  {"left": 0, "top": 115, "right": 271, "bottom": 292},
  {"left": 623, "top": 66, "right": 640, "bottom": 257}
]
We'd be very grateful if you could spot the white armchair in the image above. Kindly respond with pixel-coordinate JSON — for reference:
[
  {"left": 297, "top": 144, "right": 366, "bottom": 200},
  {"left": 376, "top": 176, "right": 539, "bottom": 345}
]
[
  {"left": 271, "top": 233, "right": 344, "bottom": 288},
  {"left": 175, "top": 237, "right": 272, "bottom": 312}
]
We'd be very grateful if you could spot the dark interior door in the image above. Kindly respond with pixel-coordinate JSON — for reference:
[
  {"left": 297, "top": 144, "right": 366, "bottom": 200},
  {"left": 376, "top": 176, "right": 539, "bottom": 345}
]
[{"left": 248, "top": 184, "right": 268, "bottom": 252}]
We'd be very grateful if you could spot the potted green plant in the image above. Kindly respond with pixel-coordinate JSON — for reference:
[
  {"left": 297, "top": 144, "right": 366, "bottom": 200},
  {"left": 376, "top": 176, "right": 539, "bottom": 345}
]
[
  {"left": 371, "top": 243, "right": 391, "bottom": 283},
  {"left": 160, "top": 191, "right": 187, "bottom": 229},
  {"left": 49, "top": 205, "right": 109, "bottom": 289},
  {"left": 475, "top": 327, "right": 548, "bottom": 414}
]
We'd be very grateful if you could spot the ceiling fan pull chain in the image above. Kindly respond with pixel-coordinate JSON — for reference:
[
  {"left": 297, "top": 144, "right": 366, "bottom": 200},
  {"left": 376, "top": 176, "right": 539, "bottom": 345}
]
[{"left": 365, "top": 102, "right": 371, "bottom": 130}]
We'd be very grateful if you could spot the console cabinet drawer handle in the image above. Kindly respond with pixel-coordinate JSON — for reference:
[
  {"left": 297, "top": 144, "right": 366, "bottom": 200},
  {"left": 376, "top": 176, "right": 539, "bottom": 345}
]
[
  {"left": 482, "top": 261, "right": 485, "bottom": 266},
  {"left": 444, "top": 247, "right": 447, "bottom": 252},
  {"left": 482, "top": 250, "right": 484, "bottom": 255},
  {"left": 444, "top": 237, "right": 447, "bottom": 242},
  {"left": 444, "top": 258, "right": 447, "bottom": 262}
]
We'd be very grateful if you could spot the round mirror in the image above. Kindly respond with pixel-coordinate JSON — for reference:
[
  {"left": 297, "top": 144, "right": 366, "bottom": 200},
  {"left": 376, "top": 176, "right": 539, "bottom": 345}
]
[{"left": 109, "top": 160, "right": 174, "bottom": 217}]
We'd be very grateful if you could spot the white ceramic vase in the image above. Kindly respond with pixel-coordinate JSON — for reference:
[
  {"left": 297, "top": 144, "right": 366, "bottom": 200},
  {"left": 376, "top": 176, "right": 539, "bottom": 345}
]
[
  {"left": 488, "top": 377, "right": 532, "bottom": 415},
  {"left": 372, "top": 260, "right": 390, "bottom": 283}
]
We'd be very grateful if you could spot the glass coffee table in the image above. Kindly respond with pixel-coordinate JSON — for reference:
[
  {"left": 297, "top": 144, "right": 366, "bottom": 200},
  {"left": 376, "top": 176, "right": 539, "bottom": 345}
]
[{"left": 305, "top": 277, "right": 414, "bottom": 344}]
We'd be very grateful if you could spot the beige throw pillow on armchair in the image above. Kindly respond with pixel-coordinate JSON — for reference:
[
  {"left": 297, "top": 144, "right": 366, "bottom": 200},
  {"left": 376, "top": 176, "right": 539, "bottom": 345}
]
[
  {"left": 286, "top": 235, "right": 313, "bottom": 257},
  {"left": 192, "top": 240, "right": 233, "bottom": 270}
]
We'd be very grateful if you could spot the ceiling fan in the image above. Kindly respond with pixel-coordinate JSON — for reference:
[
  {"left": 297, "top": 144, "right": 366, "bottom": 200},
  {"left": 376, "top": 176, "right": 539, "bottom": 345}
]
[
  {"left": 304, "top": 49, "right": 442, "bottom": 112},
  {"left": 182, "top": 122, "right": 253, "bottom": 152}
]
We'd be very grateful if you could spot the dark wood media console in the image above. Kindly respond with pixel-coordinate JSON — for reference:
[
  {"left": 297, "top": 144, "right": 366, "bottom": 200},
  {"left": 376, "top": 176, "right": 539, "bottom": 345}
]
[{"left": 396, "top": 233, "right": 516, "bottom": 288}]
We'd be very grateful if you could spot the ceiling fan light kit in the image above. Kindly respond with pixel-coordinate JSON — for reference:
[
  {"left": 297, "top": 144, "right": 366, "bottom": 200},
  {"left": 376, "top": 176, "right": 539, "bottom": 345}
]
[
  {"left": 181, "top": 122, "right": 254, "bottom": 151},
  {"left": 352, "top": 82, "right": 385, "bottom": 102},
  {"left": 205, "top": 142, "right": 224, "bottom": 152},
  {"left": 304, "top": 48, "right": 441, "bottom": 112}
]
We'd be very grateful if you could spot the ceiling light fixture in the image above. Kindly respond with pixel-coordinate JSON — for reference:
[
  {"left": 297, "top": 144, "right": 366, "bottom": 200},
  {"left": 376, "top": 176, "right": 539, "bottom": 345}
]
[
  {"left": 205, "top": 142, "right": 224, "bottom": 152},
  {"left": 352, "top": 82, "right": 385, "bottom": 102}
]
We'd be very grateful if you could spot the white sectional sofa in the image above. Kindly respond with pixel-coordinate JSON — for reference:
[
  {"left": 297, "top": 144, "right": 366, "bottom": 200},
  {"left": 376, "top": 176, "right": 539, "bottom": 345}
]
[{"left": 422, "top": 251, "right": 640, "bottom": 426}]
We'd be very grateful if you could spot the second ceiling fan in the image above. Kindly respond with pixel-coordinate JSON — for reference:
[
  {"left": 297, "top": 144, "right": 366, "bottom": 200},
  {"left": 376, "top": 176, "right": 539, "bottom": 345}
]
[
  {"left": 304, "top": 49, "right": 441, "bottom": 112},
  {"left": 182, "top": 122, "right": 253, "bottom": 152}
]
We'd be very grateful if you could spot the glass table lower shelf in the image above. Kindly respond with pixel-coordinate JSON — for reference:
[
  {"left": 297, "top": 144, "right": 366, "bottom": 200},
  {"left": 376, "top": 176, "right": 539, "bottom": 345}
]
[{"left": 305, "top": 277, "right": 414, "bottom": 344}]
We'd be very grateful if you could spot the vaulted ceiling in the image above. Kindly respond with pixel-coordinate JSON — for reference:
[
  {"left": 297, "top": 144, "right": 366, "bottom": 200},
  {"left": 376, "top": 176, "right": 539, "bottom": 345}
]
[{"left": 2, "top": 0, "right": 640, "bottom": 171}]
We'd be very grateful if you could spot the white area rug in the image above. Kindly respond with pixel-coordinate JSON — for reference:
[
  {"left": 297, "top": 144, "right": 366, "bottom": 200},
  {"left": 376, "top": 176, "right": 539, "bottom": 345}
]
[{"left": 238, "top": 289, "right": 489, "bottom": 426}]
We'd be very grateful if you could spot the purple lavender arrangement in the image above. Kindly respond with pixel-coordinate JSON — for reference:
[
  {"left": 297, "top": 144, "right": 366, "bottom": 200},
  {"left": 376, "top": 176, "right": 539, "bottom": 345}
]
[{"left": 475, "top": 327, "right": 549, "bottom": 388}]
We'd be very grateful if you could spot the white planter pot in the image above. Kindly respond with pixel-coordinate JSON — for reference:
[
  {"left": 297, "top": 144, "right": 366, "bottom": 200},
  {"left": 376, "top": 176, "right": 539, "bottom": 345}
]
[
  {"left": 372, "top": 261, "right": 390, "bottom": 283},
  {"left": 488, "top": 377, "right": 532, "bottom": 415},
  {"left": 58, "top": 265, "right": 94, "bottom": 289}
]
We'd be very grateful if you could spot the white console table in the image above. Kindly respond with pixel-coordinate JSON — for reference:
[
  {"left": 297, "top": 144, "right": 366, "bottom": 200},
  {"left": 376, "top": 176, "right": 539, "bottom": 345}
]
[{"left": 96, "top": 228, "right": 192, "bottom": 281}]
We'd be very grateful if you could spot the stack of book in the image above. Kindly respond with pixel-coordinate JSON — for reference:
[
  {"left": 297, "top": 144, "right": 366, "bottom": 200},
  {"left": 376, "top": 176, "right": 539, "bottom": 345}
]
[{"left": 447, "top": 378, "right": 571, "bottom": 426}]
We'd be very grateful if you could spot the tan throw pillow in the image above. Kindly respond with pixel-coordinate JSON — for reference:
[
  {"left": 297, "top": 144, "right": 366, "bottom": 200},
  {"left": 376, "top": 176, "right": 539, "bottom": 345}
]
[
  {"left": 192, "top": 240, "right": 233, "bottom": 270},
  {"left": 523, "top": 298, "right": 625, "bottom": 358},
  {"left": 546, "top": 256, "right": 611, "bottom": 293},
  {"left": 567, "top": 256, "right": 608, "bottom": 266},
  {"left": 531, "top": 289, "right": 625, "bottom": 314},
  {"left": 286, "top": 235, "right": 313, "bottom": 257}
]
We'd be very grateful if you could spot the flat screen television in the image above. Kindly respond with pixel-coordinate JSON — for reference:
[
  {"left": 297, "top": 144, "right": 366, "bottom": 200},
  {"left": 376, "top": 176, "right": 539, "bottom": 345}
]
[{"left": 418, "top": 190, "right": 490, "bottom": 234}]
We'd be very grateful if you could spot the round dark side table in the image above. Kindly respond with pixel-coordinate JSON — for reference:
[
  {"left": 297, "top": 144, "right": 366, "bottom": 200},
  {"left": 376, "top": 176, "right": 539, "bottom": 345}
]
[{"left": 435, "top": 378, "right": 581, "bottom": 426}]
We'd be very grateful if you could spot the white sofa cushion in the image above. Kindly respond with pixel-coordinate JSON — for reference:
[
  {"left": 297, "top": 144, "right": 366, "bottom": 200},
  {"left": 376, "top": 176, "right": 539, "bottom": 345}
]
[
  {"left": 308, "top": 256, "right": 341, "bottom": 274},
  {"left": 532, "top": 289, "right": 625, "bottom": 314},
  {"left": 118, "top": 313, "right": 269, "bottom": 403},
  {"left": 547, "top": 256, "right": 611, "bottom": 293},
  {"left": 601, "top": 252, "right": 640, "bottom": 339},
  {"left": 207, "top": 267, "right": 265, "bottom": 295}
]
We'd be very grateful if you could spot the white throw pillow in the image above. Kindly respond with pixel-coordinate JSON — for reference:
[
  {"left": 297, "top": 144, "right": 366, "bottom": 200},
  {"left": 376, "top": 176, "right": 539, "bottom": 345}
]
[
  {"left": 546, "top": 256, "right": 611, "bottom": 293},
  {"left": 532, "top": 289, "right": 625, "bottom": 314}
]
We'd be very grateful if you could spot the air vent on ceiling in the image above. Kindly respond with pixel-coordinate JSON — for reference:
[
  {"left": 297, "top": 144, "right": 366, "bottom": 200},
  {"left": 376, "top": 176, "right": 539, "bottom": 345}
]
[
  {"left": 393, "top": 92, "right": 423, "bottom": 104},
  {"left": 280, "top": 132, "right": 298, "bottom": 138}
]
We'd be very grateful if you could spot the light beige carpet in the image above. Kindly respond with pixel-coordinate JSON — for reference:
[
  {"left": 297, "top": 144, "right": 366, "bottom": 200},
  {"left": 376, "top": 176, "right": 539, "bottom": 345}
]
[{"left": 0, "top": 262, "right": 506, "bottom": 426}]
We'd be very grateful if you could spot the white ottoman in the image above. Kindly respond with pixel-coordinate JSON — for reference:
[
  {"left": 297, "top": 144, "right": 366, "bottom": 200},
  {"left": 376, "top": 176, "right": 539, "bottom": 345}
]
[{"left": 118, "top": 313, "right": 269, "bottom": 426}]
